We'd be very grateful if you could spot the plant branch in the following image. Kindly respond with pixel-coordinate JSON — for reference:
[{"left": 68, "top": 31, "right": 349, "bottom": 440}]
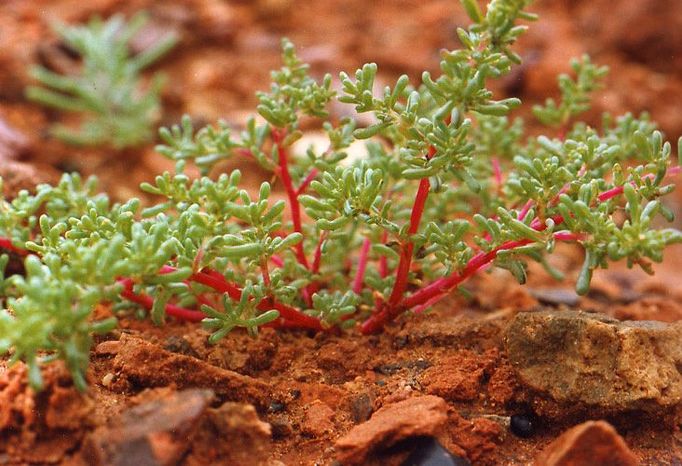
[{"left": 272, "top": 128, "right": 310, "bottom": 269}]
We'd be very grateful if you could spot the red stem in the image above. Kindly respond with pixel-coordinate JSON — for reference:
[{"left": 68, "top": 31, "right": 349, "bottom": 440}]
[
  {"left": 173, "top": 266, "right": 322, "bottom": 330},
  {"left": 118, "top": 278, "right": 206, "bottom": 322},
  {"left": 260, "top": 257, "right": 271, "bottom": 287},
  {"left": 296, "top": 168, "right": 319, "bottom": 196},
  {"left": 517, "top": 199, "right": 533, "bottom": 221},
  {"left": 311, "top": 232, "right": 327, "bottom": 274},
  {"left": 0, "top": 237, "right": 28, "bottom": 256},
  {"left": 386, "top": 176, "right": 431, "bottom": 307},
  {"left": 352, "top": 237, "right": 371, "bottom": 294},
  {"left": 272, "top": 128, "right": 310, "bottom": 269},
  {"left": 360, "top": 216, "right": 572, "bottom": 334}
]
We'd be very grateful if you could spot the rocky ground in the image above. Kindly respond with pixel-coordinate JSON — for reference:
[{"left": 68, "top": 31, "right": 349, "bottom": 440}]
[{"left": 0, "top": 0, "right": 681, "bottom": 465}]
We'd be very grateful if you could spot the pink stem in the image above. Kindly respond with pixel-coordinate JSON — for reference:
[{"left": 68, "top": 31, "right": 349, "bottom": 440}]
[
  {"left": 270, "top": 254, "right": 285, "bottom": 268},
  {"left": 386, "top": 176, "right": 431, "bottom": 307},
  {"left": 517, "top": 199, "right": 534, "bottom": 221},
  {"left": 311, "top": 232, "right": 327, "bottom": 274},
  {"left": 296, "top": 168, "right": 319, "bottom": 196},
  {"left": 0, "top": 237, "right": 28, "bottom": 256},
  {"left": 118, "top": 278, "right": 206, "bottom": 322},
  {"left": 272, "top": 128, "right": 310, "bottom": 270},
  {"left": 360, "top": 215, "right": 569, "bottom": 334}
]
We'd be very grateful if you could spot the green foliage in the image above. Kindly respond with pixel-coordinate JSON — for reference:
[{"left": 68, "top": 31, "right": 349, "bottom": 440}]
[
  {"left": 533, "top": 55, "right": 609, "bottom": 127},
  {"left": 26, "top": 12, "right": 177, "bottom": 148},
  {"left": 1, "top": 0, "right": 680, "bottom": 390}
]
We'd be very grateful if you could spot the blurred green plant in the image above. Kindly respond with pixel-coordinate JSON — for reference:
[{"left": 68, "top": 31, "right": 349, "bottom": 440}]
[{"left": 26, "top": 12, "right": 177, "bottom": 149}]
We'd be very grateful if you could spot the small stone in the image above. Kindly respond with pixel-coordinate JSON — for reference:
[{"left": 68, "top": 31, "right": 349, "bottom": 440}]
[
  {"left": 509, "top": 414, "right": 535, "bottom": 438},
  {"left": 506, "top": 310, "right": 682, "bottom": 416},
  {"left": 113, "top": 334, "right": 271, "bottom": 408},
  {"left": 350, "top": 392, "right": 374, "bottom": 424},
  {"left": 80, "top": 389, "right": 214, "bottom": 466},
  {"left": 163, "top": 335, "right": 199, "bottom": 358},
  {"left": 267, "top": 401, "right": 286, "bottom": 413},
  {"left": 334, "top": 395, "right": 449, "bottom": 466},
  {"left": 188, "top": 401, "right": 272, "bottom": 465},
  {"left": 528, "top": 288, "right": 580, "bottom": 307},
  {"left": 401, "top": 437, "right": 471, "bottom": 466},
  {"left": 302, "top": 399, "right": 335, "bottom": 437},
  {"left": 533, "top": 420, "right": 637, "bottom": 466},
  {"left": 0, "top": 117, "right": 28, "bottom": 160},
  {"left": 269, "top": 414, "right": 292, "bottom": 439},
  {"left": 95, "top": 340, "right": 121, "bottom": 356},
  {"left": 101, "top": 373, "right": 114, "bottom": 387}
]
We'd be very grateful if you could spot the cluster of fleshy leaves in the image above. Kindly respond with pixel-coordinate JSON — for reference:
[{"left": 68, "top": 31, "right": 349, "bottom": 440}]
[{"left": 1, "top": 0, "right": 681, "bottom": 390}]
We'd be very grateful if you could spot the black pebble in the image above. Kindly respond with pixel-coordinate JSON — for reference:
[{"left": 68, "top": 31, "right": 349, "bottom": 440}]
[
  {"left": 510, "top": 413, "right": 535, "bottom": 438},
  {"left": 401, "top": 437, "right": 471, "bottom": 466},
  {"left": 268, "top": 401, "right": 286, "bottom": 413}
]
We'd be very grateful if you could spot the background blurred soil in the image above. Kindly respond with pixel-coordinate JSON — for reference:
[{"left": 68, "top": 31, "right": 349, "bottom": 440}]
[
  {"left": 0, "top": 1, "right": 681, "bottom": 465},
  {"left": 0, "top": 0, "right": 681, "bottom": 196}
]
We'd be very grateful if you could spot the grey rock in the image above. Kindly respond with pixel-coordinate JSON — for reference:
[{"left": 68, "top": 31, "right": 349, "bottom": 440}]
[{"left": 505, "top": 310, "right": 682, "bottom": 414}]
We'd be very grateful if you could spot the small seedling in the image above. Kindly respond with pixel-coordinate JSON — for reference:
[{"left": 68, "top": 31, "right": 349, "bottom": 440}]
[
  {"left": 26, "top": 12, "right": 177, "bottom": 149},
  {"left": 2, "top": 0, "right": 680, "bottom": 390}
]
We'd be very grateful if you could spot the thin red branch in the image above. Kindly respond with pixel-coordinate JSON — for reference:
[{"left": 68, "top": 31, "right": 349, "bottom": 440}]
[
  {"left": 386, "top": 176, "right": 431, "bottom": 307},
  {"left": 517, "top": 199, "right": 533, "bottom": 221},
  {"left": 296, "top": 168, "right": 319, "bottom": 196},
  {"left": 360, "top": 215, "right": 571, "bottom": 334},
  {"left": 260, "top": 257, "right": 271, "bottom": 287},
  {"left": 118, "top": 278, "right": 206, "bottom": 322},
  {"left": 311, "top": 232, "right": 327, "bottom": 274},
  {"left": 0, "top": 237, "right": 28, "bottom": 256},
  {"left": 270, "top": 254, "right": 285, "bottom": 268},
  {"left": 272, "top": 128, "right": 310, "bottom": 269}
]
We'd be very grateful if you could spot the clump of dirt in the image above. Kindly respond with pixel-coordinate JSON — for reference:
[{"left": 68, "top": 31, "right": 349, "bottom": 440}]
[{"left": 0, "top": 361, "right": 93, "bottom": 464}]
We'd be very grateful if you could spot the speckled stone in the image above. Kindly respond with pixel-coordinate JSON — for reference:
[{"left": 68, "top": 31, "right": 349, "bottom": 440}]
[{"left": 505, "top": 310, "right": 682, "bottom": 414}]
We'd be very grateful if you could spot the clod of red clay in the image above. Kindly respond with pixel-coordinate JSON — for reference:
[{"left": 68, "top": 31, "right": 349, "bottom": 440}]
[
  {"left": 79, "top": 388, "right": 213, "bottom": 466},
  {"left": 0, "top": 116, "right": 29, "bottom": 160},
  {"left": 534, "top": 420, "right": 638, "bottom": 466},
  {"left": 113, "top": 334, "right": 271, "bottom": 407},
  {"left": 185, "top": 401, "right": 272, "bottom": 466},
  {"left": 394, "top": 314, "right": 507, "bottom": 351},
  {"left": 506, "top": 310, "right": 682, "bottom": 418},
  {"left": 301, "top": 399, "right": 335, "bottom": 437},
  {"left": 334, "top": 395, "right": 448, "bottom": 465},
  {"left": 0, "top": 160, "right": 58, "bottom": 199},
  {"left": 419, "top": 349, "right": 498, "bottom": 402},
  {"left": 0, "top": 361, "right": 93, "bottom": 464},
  {"left": 448, "top": 412, "right": 503, "bottom": 464},
  {"left": 94, "top": 340, "right": 121, "bottom": 356}
]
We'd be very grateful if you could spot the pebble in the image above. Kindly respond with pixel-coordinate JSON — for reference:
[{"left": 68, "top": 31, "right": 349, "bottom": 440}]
[
  {"left": 334, "top": 395, "right": 449, "bottom": 465},
  {"left": 401, "top": 437, "right": 471, "bottom": 466},
  {"left": 506, "top": 310, "right": 682, "bottom": 416},
  {"left": 533, "top": 420, "right": 637, "bottom": 466},
  {"left": 509, "top": 414, "right": 535, "bottom": 438},
  {"left": 80, "top": 389, "right": 214, "bottom": 466}
]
